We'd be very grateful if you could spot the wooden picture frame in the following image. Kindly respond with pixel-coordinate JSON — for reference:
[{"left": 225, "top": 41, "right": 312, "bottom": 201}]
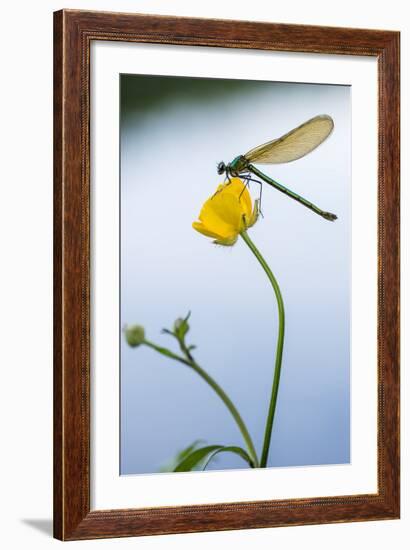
[{"left": 54, "top": 9, "right": 400, "bottom": 541}]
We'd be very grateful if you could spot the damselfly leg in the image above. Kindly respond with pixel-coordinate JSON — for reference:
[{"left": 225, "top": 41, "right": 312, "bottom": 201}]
[{"left": 240, "top": 173, "right": 264, "bottom": 217}]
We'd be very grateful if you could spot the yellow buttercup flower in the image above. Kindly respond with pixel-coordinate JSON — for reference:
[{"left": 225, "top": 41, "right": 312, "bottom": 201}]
[{"left": 192, "top": 178, "right": 259, "bottom": 246}]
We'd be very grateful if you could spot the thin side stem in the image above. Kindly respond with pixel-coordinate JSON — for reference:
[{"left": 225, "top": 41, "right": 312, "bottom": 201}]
[
  {"left": 240, "top": 230, "right": 285, "bottom": 468},
  {"left": 144, "top": 339, "right": 259, "bottom": 467}
]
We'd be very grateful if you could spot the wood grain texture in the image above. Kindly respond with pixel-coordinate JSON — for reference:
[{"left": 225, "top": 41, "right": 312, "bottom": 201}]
[{"left": 53, "top": 9, "right": 400, "bottom": 541}]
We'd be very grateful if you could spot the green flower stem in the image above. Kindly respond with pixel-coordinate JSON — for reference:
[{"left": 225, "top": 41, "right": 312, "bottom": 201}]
[
  {"left": 240, "top": 230, "right": 285, "bottom": 468},
  {"left": 144, "top": 339, "right": 259, "bottom": 467}
]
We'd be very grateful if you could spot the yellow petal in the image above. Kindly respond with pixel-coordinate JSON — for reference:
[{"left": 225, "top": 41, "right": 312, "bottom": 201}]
[
  {"left": 192, "top": 221, "right": 224, "bottom": 240},
  {"left": 214, "top": 234, "right": 238, "bottom": 246},
  {"left": 198, "top": 193, "right": 241, "bottom": 237},
  {"left": 196, "top": 213, "right": 234, "bottom": 239},
  {"left": 205, "top": 192, "right": 243, "bottom": 230},
  {"left": 223, "top": 178, "right": 252, "bottom": 219}
]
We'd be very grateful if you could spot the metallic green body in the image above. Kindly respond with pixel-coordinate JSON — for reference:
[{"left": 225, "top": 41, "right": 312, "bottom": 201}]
[
  {"left": 223, "top": 158, "right": 337, "bottom": 222},
  {"left": 247, "top": 164, "right": 337, "bottom": 222}
]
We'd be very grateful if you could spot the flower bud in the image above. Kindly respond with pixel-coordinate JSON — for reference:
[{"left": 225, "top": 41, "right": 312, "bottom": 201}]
[
  {"left": 192, "top": 178, "right": 258, "bottom": 246},
  {"left": 174, "top": 314, "right": 190, "bottom": 340},
  {"left": 124, "top": 325, "right": 145, "bottom": 347}
]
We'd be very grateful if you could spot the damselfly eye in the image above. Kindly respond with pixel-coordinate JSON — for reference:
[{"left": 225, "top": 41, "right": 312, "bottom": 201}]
[{"left": 217, "top": 162, "right": 226, "bottom": 175}]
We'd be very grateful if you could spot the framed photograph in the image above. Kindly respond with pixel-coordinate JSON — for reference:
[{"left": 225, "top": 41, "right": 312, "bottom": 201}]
[{"left": 54, "top": 9, "right": 400, "bottom": 540}]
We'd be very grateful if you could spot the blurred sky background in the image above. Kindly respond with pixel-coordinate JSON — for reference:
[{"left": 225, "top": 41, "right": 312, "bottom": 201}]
[{"left": 120, "top": 74, "right": 351, "bottom": 475}]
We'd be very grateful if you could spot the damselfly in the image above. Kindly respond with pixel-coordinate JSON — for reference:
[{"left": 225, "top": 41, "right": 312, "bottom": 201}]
[{"left": 217, "top": 114, "right": 337, "bottom": 221}]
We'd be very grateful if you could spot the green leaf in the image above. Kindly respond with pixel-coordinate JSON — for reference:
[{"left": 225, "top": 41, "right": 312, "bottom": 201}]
[
  {"left": 174, "top": 445, "right": 222, "bottom": 472},
  {"left": 202, "top": 446, "right": 254, "bottom": 470},
  {"left": 174, "top": 444, "right": 254, "bottom": 472},
  {"left": 176, "top": 440, "right": 205, "bottom": 462},
  {"left": 159, "top": 440, "right": 205, "bottom": 473}
]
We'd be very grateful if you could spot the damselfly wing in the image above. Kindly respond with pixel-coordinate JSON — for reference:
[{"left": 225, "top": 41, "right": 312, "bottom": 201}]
[
  {"left": 217, "top": 115, "right": 338, "bottom": 221},
  {"left": 244, "top": 114, "right": 334, "bottom": 164}
]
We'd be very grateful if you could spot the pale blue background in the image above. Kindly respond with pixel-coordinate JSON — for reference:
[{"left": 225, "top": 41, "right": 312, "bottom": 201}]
[{"left": 120, "top": 75, "right": 351, "bottom": 475}]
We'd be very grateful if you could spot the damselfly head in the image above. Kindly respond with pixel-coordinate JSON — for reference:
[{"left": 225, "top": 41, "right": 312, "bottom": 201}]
[{"left": 217, "top": 161, "right": 226, "bottom": 175}]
